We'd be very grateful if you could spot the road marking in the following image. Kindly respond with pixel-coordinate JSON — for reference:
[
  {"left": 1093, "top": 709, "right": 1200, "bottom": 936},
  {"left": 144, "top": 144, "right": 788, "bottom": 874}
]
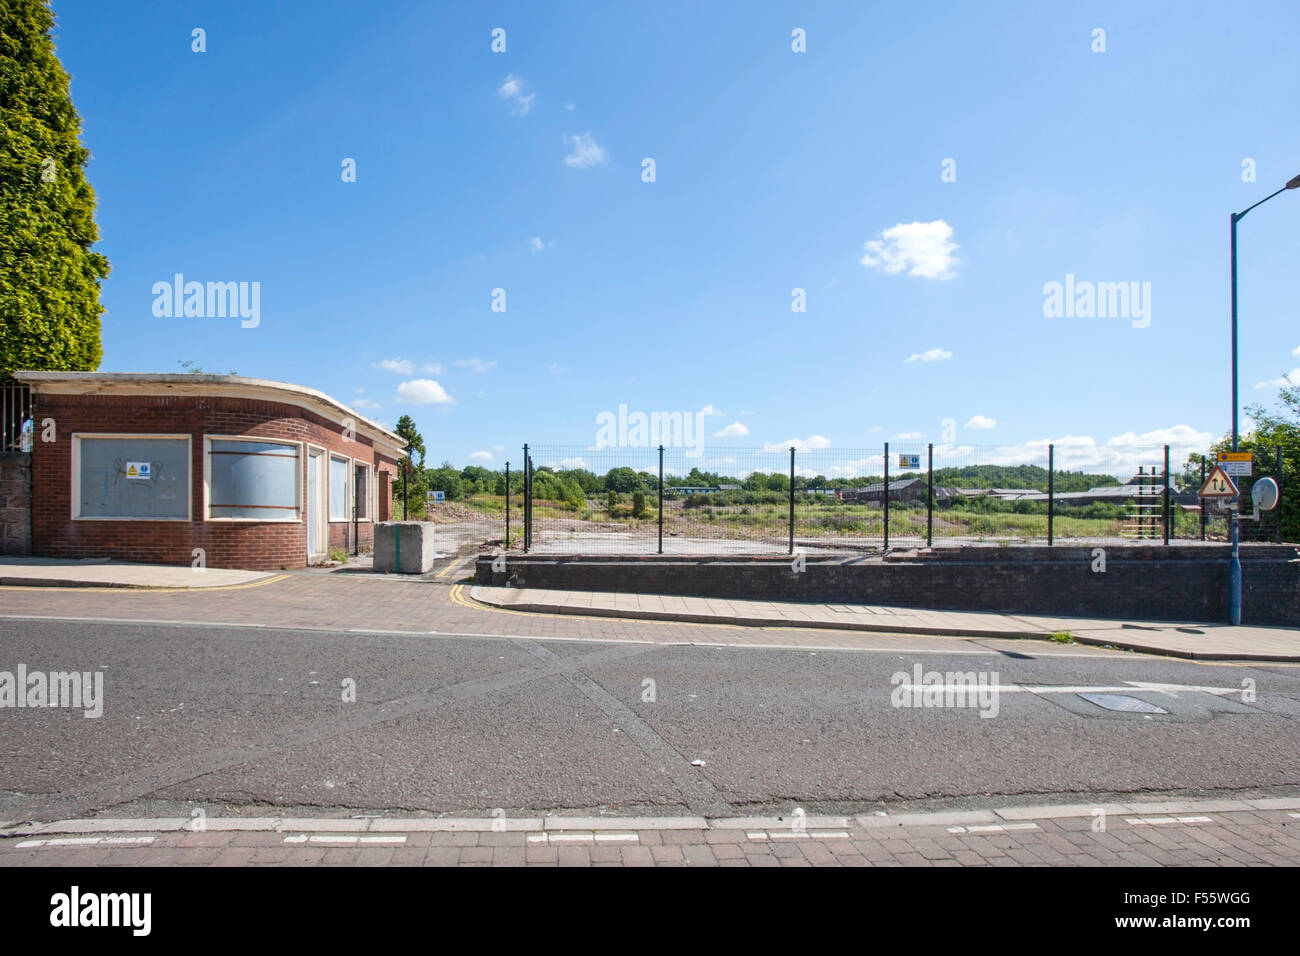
[
  {"left": 282, "top": 835, "right": 408, "bottom": 845},
  {"left": 1125, "top": 816, "right": 1213, "bottom": 826},
  {"left": 436, "top": 558, "right": 467, "bottom": 579},
  {"left": 15, "top": 836, "right": 155, "bottom": 849},
  {"left": 526, "top": 832, "right": 639, "bottom": 845},
  {"left": 946, "top": 823, "right": 1041, "bottom": 834},
  {"left": 893, "top": 681, "right": 1246, "bottom": 697},
  {"left": 747, "top": 830, "right": 850, "bottom": 841}
]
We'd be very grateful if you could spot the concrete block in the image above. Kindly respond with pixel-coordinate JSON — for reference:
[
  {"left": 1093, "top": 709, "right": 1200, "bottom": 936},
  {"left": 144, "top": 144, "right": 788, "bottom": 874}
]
[{"left": 373, "top": 522, "right": 438, "bottom": 574}]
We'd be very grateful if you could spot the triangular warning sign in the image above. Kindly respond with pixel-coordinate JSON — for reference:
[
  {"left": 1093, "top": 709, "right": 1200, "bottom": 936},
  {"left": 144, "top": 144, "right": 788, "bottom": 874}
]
[
  {"left": 126, "top": 465, "right": 138, "bottom": 477},
  {"left": 1199, "top": 465, "right": 1238, "bottom": 498}
]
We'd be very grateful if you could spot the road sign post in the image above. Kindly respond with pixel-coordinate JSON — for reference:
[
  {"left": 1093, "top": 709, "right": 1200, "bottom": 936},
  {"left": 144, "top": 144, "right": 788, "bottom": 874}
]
[{"left": 1200, "top": 465, "right": 1241, "bottom": 624}]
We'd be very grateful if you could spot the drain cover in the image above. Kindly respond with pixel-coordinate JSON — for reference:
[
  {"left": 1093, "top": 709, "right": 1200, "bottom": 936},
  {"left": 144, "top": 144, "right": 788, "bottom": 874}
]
[{"left": 1077, "top": 693, "right": 1168, "bottom": 714}]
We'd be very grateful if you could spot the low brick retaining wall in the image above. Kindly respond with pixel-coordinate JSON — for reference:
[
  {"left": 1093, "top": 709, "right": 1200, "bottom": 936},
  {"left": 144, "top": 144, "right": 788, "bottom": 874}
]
[{"left": 475, "top": 545, "right": 1300, "bottom": 627}]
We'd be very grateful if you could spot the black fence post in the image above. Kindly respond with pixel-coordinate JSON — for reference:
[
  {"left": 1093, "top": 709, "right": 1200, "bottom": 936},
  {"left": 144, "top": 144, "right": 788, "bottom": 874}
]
[
  {"left": 883, "top": 442, "right": 890, "bottom": 551},
  {"left": 926, "top": 443, "right": 934, "bottom": 548},
  {"left": 1277, "top": 445, "right": 1285, "bottom": 544},
  {"left": 1200, "top": 459, "right": 1207, "bottom": 540},
  {"left": 1047, "top": 444, "right": 1055, "bottom": 546},
  {"left": 401, "top": 460, "right": 407, "bottom": 520},
  {"left": 1163, "top": 444, "right": 1171, "bottom": 545},
  {"left": 522, "top": 444, "right": 530, "bottom": 553},
  {"left": 658, "top": 445, "right": 664, "bottom": 555},
  {"left": 788, "top": 447, "right": 795, "bottom": 555},
  {"left": 505, "top": 462, "right": 511, "bottom": 549}
]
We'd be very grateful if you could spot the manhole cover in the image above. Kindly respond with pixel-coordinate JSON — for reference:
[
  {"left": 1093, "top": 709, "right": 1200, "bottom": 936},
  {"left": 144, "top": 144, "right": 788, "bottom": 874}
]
[{"left": 1077, "top": 693, "right": 1168, "bottom": 714}]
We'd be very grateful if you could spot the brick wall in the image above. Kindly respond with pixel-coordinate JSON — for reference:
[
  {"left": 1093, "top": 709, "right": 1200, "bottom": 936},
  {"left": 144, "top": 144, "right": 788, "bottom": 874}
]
[
  {"left": 476, "top": 545, "right": 1300, "bottom": 627},
  {"left": 31, "top": 393, "right": 399, "bottom": 570},
  {"left": 0, "top": 452, "right": 32, "bottom": 555}
]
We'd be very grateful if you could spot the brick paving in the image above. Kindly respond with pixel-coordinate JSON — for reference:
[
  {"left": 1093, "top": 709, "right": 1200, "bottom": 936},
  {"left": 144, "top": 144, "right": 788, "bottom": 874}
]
[{"left": 4, "top": 803, "right": 1298, "bottom": 866}]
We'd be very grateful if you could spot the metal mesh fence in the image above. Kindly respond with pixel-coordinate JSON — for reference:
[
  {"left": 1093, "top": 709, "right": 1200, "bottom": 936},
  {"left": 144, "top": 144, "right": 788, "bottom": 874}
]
[{"left": 416, "top": 439, "right": 1289, "bottom": 554}]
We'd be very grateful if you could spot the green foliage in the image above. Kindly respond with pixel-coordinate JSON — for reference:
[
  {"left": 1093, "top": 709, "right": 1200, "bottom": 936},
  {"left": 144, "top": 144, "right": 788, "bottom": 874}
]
[
  {"left": 391, "top": 416, "right": 426, "bottom": 517},
  {"left": 632, "top": 490, "right": 646, "bottom": 518},
  {"left": 1222, "top": 379, "right": 1299, "bottom": 542},
  {"left": 1, "top": 0, "right": 110, "bottom": 377},
  {"left": 178, "top": 360, "right": 236, "bottom": 375},
  {"left": 604, "top": 466, "right": 656, "bottom": 494},
  {"left": 606, "top": 489, "right": 618, "bottom": 512},
  {"left": 425, "top": 463, "right": 463, "bottom": 501}
]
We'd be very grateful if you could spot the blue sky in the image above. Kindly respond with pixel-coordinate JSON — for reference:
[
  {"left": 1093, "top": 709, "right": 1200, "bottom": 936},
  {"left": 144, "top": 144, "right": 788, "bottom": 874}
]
[{"left": 48, "top": 0, "right": 1300, "bottom": 476}]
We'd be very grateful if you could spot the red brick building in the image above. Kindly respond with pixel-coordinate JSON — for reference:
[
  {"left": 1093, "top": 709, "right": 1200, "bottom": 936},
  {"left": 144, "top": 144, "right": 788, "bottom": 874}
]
[{"left": 13, "top": 372, "right": 407, "bottom": 570}]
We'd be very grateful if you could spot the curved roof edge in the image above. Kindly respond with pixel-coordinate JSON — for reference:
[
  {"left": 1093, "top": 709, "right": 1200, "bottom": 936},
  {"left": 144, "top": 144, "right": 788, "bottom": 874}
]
[{"left": 12, "top": 371, "right": 408, "bottom": 457}]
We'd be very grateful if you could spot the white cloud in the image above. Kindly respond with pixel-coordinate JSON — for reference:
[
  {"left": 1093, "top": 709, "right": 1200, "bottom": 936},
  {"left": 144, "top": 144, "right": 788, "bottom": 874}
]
[
  {"left": 955, "top": 425, "right": 1216, "bottom": 479},
  {"left": 550, "top": 457, "right": 588, "bottom": 470},
  {"left": 764, "top": 435, "right": 831, "bottom": 452},
  {"left": 498, "top": 74, "right": 534, "bottom": 115},
  {"left": 1254, "top": 369, "right": 1299, "bottom": 389},
  {"left": 396, "top": 379, "right": 456, "bottom": 405},
  {"left": 1293, "top": 345, "right": 1300, "bottom": 358},
  {"left": 699, "top": 404, "right": 725, "bottom": 416},
  {"left": 714, "top": 421, "right": 749, "bottom": 437},
  {"left": 861, "top": 220, "right": 959, "bottom": 280},
  {"left": 454, "top": 357, "right": 496, "bottom": 373},
  {"left": 965, "top": 415, "right": 997, "bottom": 430},
  {"left": 468, "top": 450, "right": 493, "bottom": 461},
  {"left": 563, "top": 132, "right": 608, "bottom": 168},
  {"left": 905, "top": 348, "right": 953, "bottom": 363},
  {"left": 375, "top": 358, "right": 414, "bottom": 375},
  {"left": 528, "top": 236, "right": 555, "bottom": 253}
]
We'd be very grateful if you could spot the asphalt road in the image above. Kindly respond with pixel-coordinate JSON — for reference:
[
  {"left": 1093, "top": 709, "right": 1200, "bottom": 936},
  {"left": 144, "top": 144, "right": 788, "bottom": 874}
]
[{"left": 1, "top": 617, "right": 1298, "bottom": 823}]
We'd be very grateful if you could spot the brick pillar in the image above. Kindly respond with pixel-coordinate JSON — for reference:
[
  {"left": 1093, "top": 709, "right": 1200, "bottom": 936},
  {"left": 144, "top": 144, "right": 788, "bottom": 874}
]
[{"left": 0, "top": 452, "right": 33, "bottom": 555}]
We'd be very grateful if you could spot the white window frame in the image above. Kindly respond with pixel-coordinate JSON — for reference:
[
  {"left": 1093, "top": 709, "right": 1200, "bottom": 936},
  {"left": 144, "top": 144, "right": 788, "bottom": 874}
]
[
  {"left": 328, "top": 453, "right": 352, "bottom": 522},
  {"left": 71, "top": 433, "right": 193, "bottom": 521},
  {"left": 352, "top": 458, "right": 374, "bottom": 522},
  {"left": 204, "top": 435, "right": 303, "bottom": 523}
]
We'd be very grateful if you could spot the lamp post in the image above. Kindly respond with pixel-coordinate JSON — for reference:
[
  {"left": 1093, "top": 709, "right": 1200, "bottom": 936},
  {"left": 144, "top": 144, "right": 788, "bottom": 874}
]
[{"left": 1227, "top": 174, "right": 1300, "bottom": 625}]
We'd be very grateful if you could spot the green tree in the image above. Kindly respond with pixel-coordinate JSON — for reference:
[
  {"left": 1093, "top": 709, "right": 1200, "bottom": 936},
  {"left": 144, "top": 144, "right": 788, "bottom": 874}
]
[
  {"left": 603, "top": 467, "right": 642, "bottom": 493},
  {"left": 1215, "top": 378, "right": 1300, "bottom": 541},
  {"left": 1, "top": 0, "right": 109, "bottom": 378},
  {"left": 426, "top": 463, "right": 463, "bottom": 501},
  {"left": 393, "top": 415, "right": 426, "bottom": 516},
  {"left": 632, "top": 490, "right": 646, "bottom": 518}
]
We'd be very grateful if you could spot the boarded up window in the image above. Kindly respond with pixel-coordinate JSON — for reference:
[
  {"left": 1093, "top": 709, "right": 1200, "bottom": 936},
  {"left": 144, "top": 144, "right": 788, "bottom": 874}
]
[
  {"left": 329, "top": 455, "right": 350, "bottom": 521},
  {"left": 77, "top": 437, "right": 190, "bottom": 519},
  {"left": 208, "top": 439, "right": 299, "bottom": 519}
]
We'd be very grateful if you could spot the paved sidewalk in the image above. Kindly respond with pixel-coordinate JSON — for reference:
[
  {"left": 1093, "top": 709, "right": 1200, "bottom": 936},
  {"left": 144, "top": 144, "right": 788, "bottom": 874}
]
[
  {"left": 0, "top": 556, "right": 276, "bottom": 589},
  {"left": 4, "top": 795, "right": 1299, "bottom": 866},
  {"left": 471, "top": 586, "right": 1300, "bottom": 661}
]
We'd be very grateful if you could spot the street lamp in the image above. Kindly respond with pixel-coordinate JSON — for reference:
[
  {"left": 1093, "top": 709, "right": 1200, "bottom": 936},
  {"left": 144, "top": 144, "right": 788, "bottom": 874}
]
[{"left": 1227, "top": 173, "right": 1299, "bottom": 625}]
